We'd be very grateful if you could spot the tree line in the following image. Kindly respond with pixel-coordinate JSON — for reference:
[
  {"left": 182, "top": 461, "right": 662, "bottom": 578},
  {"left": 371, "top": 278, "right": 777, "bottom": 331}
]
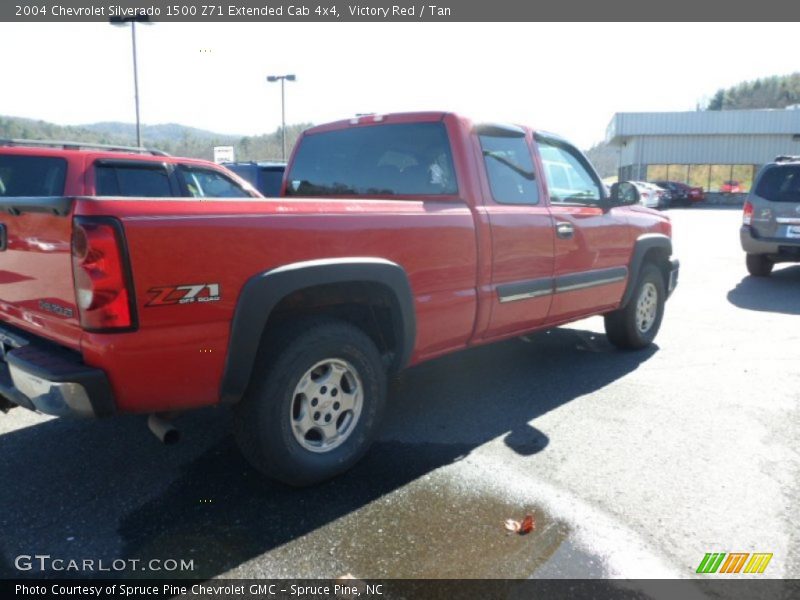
[
  {"left": 707, "top": 72, "right": 800, "bottom": 111},
  {"left": 0, "top": 115, "right": 312, "bottom": 162}
]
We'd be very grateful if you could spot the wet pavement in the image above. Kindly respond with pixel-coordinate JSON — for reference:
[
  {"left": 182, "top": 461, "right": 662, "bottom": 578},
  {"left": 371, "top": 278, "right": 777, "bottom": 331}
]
[{"left": 1, "top": 208, "right": 798, "bottom": 581}]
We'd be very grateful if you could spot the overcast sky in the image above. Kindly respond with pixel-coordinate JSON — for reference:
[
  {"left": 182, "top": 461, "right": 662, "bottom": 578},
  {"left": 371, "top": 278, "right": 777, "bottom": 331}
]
[{"left": 1, "top": 22, "right": 798, "bottom": 148}]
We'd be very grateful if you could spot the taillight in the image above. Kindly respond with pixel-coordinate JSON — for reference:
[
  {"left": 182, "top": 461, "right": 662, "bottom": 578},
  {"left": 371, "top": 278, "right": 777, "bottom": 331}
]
[
  {"left": 742, "top": 201, "right": 754, "bottom": 225},
  {"left": 71, "top": 217, "right": 136, "bottom": 331}
]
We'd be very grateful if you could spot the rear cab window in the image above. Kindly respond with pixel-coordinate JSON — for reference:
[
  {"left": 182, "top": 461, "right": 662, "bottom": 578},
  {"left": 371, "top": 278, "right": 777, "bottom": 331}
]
[
  {"left": 755, "top": 165, "right": 800, "bottom": 203},
  {"left": 285, "top": 122, "right": 458, "bottom": 197},
  {"left": 0, "top": 154, "right": 67, "bottom": 196}
]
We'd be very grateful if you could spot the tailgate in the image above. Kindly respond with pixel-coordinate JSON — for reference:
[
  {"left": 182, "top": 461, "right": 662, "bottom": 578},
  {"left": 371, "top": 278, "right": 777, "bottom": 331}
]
[
  {"left": 0, "top": 153, "right": 82, "bottom": 350},
  {"left": 0, "top": 202, "right": 81, "bottom": 350},
  {"left": 751, "top": 164, "right": 800, "bottom": 240}
]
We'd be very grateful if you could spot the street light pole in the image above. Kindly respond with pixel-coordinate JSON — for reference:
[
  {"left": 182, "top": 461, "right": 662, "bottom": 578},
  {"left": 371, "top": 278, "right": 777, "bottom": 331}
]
[
  {"left": 280, "top": 77, "right": 286, "bottom": 160},
  {"left": 266, "top": 74, "right": 296, "bottom": 160},
  {"left": 130, "top": 22, "right": 141, "bottom": 147},
  {"left": 111, "top": 15, "right": 149, "bottom": 148}
]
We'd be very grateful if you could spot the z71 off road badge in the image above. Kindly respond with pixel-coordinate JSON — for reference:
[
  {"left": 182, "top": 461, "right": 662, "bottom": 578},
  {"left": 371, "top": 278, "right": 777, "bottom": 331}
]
[{"left": 146, "top": 284, "right": 221, "bottom": 307}]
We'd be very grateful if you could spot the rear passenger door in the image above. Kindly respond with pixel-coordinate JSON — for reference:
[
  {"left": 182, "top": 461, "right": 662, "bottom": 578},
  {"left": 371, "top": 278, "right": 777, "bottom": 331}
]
[
  {"left": 478, "top": 125, "right": 556, "bottom": 339},
  {"left": 534, "top": 135, "right": 630, "bottom": 322}
]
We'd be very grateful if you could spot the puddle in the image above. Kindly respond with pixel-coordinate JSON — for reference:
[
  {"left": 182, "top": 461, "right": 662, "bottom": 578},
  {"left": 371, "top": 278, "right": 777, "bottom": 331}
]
[
  {"left": 113, "top": 437, "right": 594, "bottom": 579},
  {"left": 227, "top": 471, "right": 579, "bottom": 579}
]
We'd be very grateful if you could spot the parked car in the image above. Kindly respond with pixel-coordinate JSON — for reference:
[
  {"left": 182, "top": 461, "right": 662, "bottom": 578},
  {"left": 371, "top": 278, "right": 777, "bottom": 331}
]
[
  {"left": 687, "top": 185, "right": 705, "bottom": 203},
  {"left": 222, "top": 161, "right": 286, "bottom": 197},
  {"left": 0, "top": 116, "right": 679, "bottom": 486},
  {"left": 651, "top": 180, "right": 705, "bottom": 206},
  {"left": 721, "top": 180, "right": 742, "bottom": 194},
  {"left": 629, "top": 181, "right": 662, "bottom": 209},
  {"left": 650, "top": 183, "right": 672, "bottom": 209},
  {"left": 740, "top": 155, "right": 800, "bottom": 276},
  {"left": 0, "top": 139, "right": 260, "bottom": 199}
]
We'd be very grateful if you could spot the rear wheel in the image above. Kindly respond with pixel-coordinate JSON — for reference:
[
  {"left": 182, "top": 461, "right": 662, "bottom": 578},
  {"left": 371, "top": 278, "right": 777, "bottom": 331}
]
[
  {"left": 233, "top": 317, "right": 387, "bottom": 486},
  {"left": 604, "top": 263, "right": 665, "bottom": 349},
  {"left": 746, "top": 254, "right": 773, "bottom": 277}
]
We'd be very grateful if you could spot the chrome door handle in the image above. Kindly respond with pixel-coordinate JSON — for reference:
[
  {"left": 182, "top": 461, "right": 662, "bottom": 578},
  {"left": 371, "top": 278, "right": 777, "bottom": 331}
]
[{"left": 556, "top": 222, "right": 574, "bottom": 239}]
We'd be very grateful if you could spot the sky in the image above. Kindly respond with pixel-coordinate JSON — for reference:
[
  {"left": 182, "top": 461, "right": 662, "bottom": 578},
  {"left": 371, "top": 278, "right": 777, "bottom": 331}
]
[{"left": 1, "top": 22, "right": 799, "bottom": 149}]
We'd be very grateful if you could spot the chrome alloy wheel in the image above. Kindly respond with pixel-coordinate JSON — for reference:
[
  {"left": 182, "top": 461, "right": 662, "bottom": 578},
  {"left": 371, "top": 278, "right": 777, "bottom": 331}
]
[
  {"left": 635, "top": 282, "right": 658, "bottom": 334},
  {"left": 289, "top": 358, "right": 363, "bottom": 453}
]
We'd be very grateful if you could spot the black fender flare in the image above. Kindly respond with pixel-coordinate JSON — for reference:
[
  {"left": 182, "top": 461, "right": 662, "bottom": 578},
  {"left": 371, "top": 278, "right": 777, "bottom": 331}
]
[
  {"left": 620, "top": 234, "right": 672, "bottom": 307},
  {"left": 219, "top": 257, "right": 416, "bottom": 404}
]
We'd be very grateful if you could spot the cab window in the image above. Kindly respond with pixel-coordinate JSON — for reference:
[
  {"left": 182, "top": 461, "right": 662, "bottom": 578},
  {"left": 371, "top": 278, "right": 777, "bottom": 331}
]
[
  {"left": 179, "top": 166, "right": 251, "bottom": 198},
  {"left": 536, "top": 137, "right": 602, "bottom": 205},
  {"left": 0, "top": 155, "right": 66, "bottom": 196},
  {"left": 478, "top": 131, "right": 538, "bottom": 205},
  {"left": 94, "top": 163, "right": 172, "bottom": 197}
]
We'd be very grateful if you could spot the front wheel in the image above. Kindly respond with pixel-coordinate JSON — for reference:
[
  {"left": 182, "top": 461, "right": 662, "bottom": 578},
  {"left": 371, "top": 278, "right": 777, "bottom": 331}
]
[
  {"left": 604, "top": 264, "right": 665, "bottom": 349},
  {"left": 233, "top": 317, "right": 387, "bottom": 486}
]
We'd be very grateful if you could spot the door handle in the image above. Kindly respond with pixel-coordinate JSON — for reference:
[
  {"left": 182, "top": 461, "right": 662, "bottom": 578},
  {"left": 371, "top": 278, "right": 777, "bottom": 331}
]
[{"left": 556, "top": 222, "right": 574, "bottom": 239}]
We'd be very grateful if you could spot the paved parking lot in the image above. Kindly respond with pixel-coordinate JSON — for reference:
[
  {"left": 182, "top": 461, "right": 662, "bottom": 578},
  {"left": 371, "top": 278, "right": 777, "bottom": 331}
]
[{"left": 1, "top": 207, "right": 797, "bottom": 581}]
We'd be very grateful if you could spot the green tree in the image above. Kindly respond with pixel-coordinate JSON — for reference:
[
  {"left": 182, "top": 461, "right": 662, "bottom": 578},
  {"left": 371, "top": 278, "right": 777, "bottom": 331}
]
[{"left": 706, "top": 72, "right": 800, "bottom": 110}]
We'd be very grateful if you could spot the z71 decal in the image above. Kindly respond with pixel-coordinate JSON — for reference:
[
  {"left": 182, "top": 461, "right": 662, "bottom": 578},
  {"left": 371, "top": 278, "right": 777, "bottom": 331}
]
[{"left": 146, "top": 284, "right": 221, "bottom": 307}]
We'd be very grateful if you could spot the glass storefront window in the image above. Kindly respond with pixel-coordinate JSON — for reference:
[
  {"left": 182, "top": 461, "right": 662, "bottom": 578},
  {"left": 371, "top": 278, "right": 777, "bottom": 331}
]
[
  {"left": 646, "top": 165, "right": 667, "bottom": 181},
  {"left": 709, "top": 165, "right": 733, "bottom": 193},
  {"left": 666, "top": 165, "right": 689, "bottom": 184},
  {"left": 636, "top": 164, "right": 761, "bottom": 192},
  {"left": 731, "top": 165, "right": 754, "bottom": 193},
  {"left": 688, "top": 165, "right": 710, "bottom": 190}
]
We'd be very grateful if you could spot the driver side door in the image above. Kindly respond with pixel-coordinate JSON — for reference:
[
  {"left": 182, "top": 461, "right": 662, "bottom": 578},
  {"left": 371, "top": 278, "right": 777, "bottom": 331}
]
[{"left": 534, "top": 135, "right": 632, "bottom": 323}]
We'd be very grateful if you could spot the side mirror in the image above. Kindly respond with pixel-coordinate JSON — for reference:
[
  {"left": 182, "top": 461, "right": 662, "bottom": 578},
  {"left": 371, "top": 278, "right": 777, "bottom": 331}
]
[{"left": 609, "top": 181, "right": 639, "bottom": 207}]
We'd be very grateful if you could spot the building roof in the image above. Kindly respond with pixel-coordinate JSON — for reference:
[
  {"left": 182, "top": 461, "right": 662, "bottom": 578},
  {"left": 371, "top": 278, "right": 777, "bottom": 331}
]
[{"left": 606, "top": 109, "right": 800, "bottom": 144}]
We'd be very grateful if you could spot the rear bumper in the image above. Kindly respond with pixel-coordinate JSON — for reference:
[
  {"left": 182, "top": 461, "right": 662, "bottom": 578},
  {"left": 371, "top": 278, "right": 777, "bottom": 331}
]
[
  {"left": 0, "top": 324, "right": 115, "bottom": 418},
  {"left": 740, "top": 225, "right": 800, "bottom": 259}
]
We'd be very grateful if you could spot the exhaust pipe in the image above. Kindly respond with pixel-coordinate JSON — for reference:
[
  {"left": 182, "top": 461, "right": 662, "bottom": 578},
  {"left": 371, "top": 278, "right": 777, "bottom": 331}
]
[{"left": 147, "top": 414, "right": 180, "bottom": 445}]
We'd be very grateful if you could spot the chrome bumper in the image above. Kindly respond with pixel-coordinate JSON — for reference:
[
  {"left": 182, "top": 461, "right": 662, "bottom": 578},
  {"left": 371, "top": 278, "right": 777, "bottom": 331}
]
[{"left": 0, "top": 325, "right": 115, "bottom": 418}]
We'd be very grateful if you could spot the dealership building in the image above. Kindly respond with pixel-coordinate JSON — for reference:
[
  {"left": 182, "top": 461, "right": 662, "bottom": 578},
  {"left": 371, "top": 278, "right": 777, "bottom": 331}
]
[{"left": 605, "top": 109, "right": 800, "bottom": 193}]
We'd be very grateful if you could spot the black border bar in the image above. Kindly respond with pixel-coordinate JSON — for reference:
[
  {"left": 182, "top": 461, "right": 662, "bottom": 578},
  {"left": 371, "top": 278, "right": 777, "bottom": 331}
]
[
  {"left": 4, "top": 1, "right": 800, "bottom": 21},
  {"left": 3, "top": 579, "right": 799, "bottom": 600}
]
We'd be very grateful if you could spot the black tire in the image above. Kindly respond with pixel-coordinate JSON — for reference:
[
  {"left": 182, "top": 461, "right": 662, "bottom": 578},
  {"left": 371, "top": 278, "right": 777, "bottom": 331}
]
[
  {"left": 604, "top": 263, "right": 665, "bottom": 350},
  {"left": 746, "top": 254, "right": 773, "bottom": 277},
  {"left": 233, "top": 317, "right": 387, "bottom": 486}
]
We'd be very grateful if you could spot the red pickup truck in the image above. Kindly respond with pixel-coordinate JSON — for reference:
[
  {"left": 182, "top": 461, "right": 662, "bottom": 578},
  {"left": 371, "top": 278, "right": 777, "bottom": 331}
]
[{"left": 0, "top": 113, "right": 679, "bottom": 486}]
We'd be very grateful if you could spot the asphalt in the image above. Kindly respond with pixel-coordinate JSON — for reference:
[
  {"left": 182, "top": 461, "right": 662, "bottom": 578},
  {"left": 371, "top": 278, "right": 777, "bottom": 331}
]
[{"left": 0, "top": 207, "right": 798, "bottom": 582}]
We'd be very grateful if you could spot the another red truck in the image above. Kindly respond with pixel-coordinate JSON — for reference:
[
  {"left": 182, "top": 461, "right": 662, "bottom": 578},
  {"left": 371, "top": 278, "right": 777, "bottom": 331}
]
[{"left": 0, "top": 113, "right": 679, "bottom": 485}]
